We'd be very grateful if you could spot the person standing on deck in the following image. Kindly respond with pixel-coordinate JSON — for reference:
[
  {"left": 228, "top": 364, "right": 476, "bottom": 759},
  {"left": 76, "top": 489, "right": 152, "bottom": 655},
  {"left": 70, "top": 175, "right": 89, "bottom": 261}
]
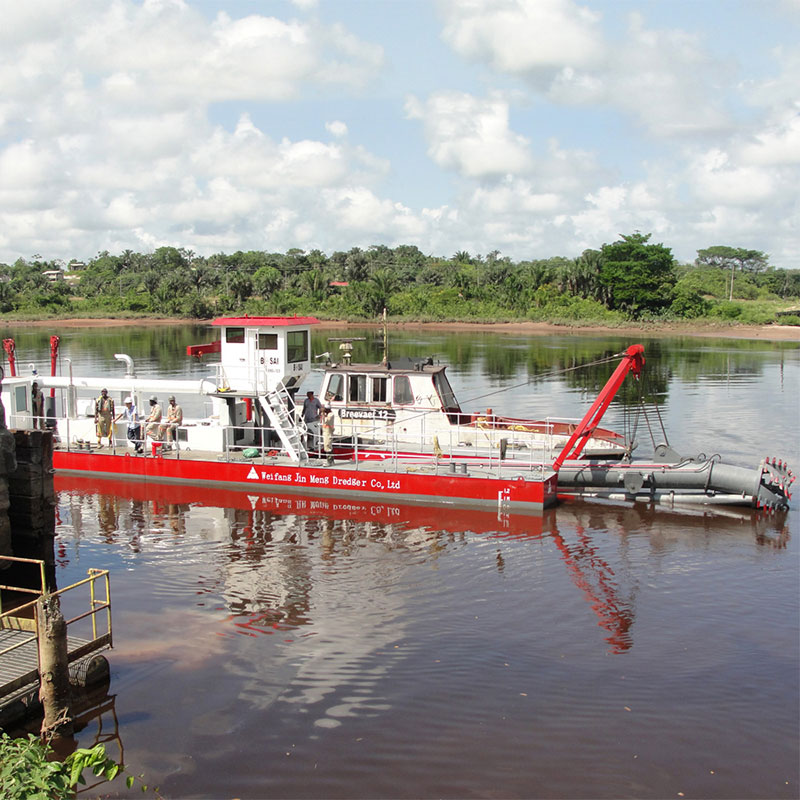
[
  {"left": 31, "top": 382, "right": 44, "bottom": 429},
  {"left": 145, "top": 395, "right": 162, "bottom": 441},
  {"left": 160, "top": 395, "right": 183, "bottom": 449},
  {"left": 322, "top": 402, "right": 335, "bottom": 465},
  {"left": 115, "top": 396, "right": 143, "bottom": 453},
  {"left": 95, "top": 388, "right": 115, "bottom": 446},
  {"left": 302, "top": 390, "right": 323, "bottom": 452}
]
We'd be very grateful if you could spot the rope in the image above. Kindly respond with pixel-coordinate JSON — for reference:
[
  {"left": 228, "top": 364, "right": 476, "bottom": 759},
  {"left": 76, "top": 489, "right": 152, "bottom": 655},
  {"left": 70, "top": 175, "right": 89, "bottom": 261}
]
[{"left": 460, "top": 351, "right": 627, "bottom": 406}]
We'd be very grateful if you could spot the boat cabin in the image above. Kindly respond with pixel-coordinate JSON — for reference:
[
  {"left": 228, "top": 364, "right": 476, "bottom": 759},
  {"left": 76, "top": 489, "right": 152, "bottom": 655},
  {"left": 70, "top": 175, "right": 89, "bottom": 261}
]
[
  {"left": 319, "top": 357, "right": 465, "bottom": 443},
  {"left": 189, "top": 316, "right": 320, "bottom": 396}
]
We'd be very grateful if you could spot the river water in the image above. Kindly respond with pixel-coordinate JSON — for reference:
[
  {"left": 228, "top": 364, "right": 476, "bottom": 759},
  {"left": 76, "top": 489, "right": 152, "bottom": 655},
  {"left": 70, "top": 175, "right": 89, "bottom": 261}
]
[{"left": 4, "top": 324, "right": 799, "bottom": 799}]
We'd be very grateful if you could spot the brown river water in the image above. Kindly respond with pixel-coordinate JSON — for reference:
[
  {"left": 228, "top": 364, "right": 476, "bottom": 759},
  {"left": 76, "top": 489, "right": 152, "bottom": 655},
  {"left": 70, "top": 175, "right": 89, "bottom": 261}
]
[{"left": 4, "top": 324, "right": 799, "bottom": 799}]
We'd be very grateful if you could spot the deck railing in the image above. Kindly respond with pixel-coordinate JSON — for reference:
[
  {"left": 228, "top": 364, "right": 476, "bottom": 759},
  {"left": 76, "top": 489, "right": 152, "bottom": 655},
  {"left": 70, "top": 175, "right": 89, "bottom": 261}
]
[
  {"left": 0, "top": 558, "right": 112, "bottom": 698},
  {"left": 27, "top": 403, "right": 557, "bottom": 477}
]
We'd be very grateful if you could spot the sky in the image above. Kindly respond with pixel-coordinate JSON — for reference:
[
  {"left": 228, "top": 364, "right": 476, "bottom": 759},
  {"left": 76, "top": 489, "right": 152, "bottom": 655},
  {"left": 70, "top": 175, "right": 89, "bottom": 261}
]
[{"left": 1, "top": 0, "right": 799, "bottom": 268}]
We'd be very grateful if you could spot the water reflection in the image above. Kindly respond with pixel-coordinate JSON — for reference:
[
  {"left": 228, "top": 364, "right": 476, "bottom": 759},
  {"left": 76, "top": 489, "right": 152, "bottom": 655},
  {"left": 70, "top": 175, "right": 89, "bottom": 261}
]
[
  {"left": 55, "top": 476, "right": 790, "bottom": 655},
  {"left": 49, "top": 473, "right": 797, "bottom": 798}
]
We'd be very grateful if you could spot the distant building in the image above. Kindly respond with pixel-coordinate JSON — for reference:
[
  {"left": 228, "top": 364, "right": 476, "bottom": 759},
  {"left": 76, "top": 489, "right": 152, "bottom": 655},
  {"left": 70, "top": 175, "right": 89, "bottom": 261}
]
[{"left": 42, "top": 270, "right": 65, "bottom": 282}]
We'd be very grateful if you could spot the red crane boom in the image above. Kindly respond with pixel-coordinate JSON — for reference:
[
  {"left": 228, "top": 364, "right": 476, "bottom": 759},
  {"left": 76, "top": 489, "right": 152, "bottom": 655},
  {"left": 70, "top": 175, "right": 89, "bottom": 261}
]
[{"left": 552, "top": 344, "right": 645, "bottom": 472}]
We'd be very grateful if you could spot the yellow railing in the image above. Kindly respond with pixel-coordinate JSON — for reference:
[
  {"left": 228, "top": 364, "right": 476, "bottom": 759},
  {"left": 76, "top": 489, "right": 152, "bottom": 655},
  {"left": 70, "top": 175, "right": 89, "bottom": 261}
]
[{"left": 0, "top": 557, "right": 112, "bottom": 697}]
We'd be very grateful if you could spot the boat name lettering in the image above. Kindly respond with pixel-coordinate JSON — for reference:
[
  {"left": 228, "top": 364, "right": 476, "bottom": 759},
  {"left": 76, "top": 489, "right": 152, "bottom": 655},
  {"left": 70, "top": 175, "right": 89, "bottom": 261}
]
[
  {"left": 331, "top": 476, "right": 369, "bottom": 487},
  {"left": 340, "top": 407, "right": 396, "bottom": 421}
]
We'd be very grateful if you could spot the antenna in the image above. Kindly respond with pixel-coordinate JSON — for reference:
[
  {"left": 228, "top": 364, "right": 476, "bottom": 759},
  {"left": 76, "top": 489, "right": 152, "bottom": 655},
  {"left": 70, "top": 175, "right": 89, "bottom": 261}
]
[
  {"left": 381, "top": 307, "right": 389, "bottom": 367},
  {"left": 327, "top": 337, "right": 366, "bottom": 365}
]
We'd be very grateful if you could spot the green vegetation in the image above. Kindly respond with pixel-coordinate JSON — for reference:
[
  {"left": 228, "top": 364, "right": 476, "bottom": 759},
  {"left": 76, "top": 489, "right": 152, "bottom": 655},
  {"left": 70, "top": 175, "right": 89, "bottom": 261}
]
[
  {"left": 0, "top": 731, "right": 148, "bottom": 798},
  {"left": 2, "top": 235, "right": 798, "bottom": 326}
]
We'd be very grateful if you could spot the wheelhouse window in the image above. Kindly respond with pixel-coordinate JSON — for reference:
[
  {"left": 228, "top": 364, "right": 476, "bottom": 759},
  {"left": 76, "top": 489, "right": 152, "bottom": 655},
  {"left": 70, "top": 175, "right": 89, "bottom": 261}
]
[
  {"left": 226, "top": 327, "right": 245, "bottom": 344},
  {"left": 258, "top": 333, "right": 278, "bottom": 350},
  {"left": 433, "top": 371, "right": 460, "bottom": 412},
  {"left": 287, "top": 330, "right": 309, "bottom": 363},
  {"left": 348, "top": 374, "right": 368, "bottom": 403},
  {"left": 325, "top": 374, "right": 344, "bottom": 401},
  {"left": 15, "top": 386, "right": 28, "bottom": 412},
  {"left": 393, "top": 375, "right": 414, "bottom": 405},
  {"left": 371, "top": 376, "right": 388, "bottom": 403}
]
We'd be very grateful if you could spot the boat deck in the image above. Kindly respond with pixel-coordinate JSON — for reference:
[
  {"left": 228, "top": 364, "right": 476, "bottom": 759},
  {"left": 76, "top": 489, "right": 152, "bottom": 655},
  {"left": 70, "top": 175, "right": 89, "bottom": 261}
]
[{"left": 54, "top": 442, "right": 551, "bottom": 480}]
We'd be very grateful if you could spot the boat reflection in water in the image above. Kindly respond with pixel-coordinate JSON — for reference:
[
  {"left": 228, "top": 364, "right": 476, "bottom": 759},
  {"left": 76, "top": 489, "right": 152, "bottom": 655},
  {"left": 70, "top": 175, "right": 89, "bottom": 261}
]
[
  {"left": 51, "top": 469, "right": 796, "bottom": 799},
  {"left": 55, "top": 475, "right": 789, "bottom": 658}
]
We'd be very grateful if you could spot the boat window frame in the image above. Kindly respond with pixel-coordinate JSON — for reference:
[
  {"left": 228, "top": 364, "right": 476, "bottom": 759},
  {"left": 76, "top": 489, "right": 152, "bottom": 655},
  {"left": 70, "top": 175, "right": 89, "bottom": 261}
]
[
  {"left": 393, "top": 375, "right": 414, "bottom": 406},
  {"left": 286, "top": 330, "right": 309, "bottom": 363},
  {"left": 15, "top": 385, "right": 28, "bottom": 413},
  {"left": 433, "top": 371, "right": 461, "bottom": 412},
  {"left": 348, "top": 373, "right": 368, "bottom": 403},
  {"left": 371, "top": 376, "right": 389, "bottom": 403},
  {"left": 257, "top": 333, "right": 278, "bottom": 351},
  {"left": 225, "top": 327, "right": 245, "bottom": 344},
  {"left": 325, "top": 374, "right": 344, "bottom": 402}
]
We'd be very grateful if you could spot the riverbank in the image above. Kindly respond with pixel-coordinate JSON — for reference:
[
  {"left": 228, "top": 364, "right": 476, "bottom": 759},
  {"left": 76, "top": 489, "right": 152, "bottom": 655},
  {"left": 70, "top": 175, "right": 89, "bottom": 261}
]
[{"left": 5, "top": 316, "right": 800, "bottom": 341}]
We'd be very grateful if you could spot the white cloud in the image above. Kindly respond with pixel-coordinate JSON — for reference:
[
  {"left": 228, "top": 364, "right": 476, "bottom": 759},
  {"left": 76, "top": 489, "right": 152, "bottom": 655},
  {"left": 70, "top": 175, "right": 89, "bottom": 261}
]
[
  {"left": 405, "top": 91, "right": 533, "bottom": 177},
  {"left": 439, "top": 0, "right": 603, "bottom": 74},
  {"left": 321, "top": 187, "right": 425, "bottom": 240},
  {"left": 326, "top": 120, "right": 348, "bottom": 138},
  {"left": 438, "top": 1, "right": 731, "bottom": 137},
  {"left": 0, "top": 0, "right": 797, "bottom": 268},
  {"left": 689, "top": 148, "right": 776, "bottom": 206}
]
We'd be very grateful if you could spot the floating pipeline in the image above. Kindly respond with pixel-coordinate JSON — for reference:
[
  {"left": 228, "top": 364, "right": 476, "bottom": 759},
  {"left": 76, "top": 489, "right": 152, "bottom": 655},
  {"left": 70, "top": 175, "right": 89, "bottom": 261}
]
[{"left": 556, "top": 451, "right": 793, "bottom": 510}]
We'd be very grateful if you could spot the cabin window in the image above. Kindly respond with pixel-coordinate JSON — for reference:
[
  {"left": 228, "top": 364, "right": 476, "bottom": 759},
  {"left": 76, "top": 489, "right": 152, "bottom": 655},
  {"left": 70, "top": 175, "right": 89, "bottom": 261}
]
[
  {"left": 287, "top": 330, "right": 308, "bottom": 363},
  {"left": 226, "top": 327, "right": 245, "bottom": 344},
  {"left": 15, "top": 386, "right": 28, "bottom": 412},
  {"left": 393, "top": 375, "right": 414, "bottom": 405},
  {"left": 325, "top": 374, "right": 344, "bottom": 402},
  {"left": 348, "top": 374, "right": 368, "bottom": 403},
  {"left": 433, "top": 371, "right": 460, "bottom": 412},
  {"left": 258, "top": 333, "right": 278, "bottom": 350},
  {"left": 371, "top": 376, "right": 388, "bottom": 403}
]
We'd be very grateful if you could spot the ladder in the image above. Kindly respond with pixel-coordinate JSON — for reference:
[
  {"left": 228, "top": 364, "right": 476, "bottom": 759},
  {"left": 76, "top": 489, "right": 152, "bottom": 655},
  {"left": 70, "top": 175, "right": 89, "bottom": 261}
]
[{"left": 259, "top": 382, "right": 308, "bottom": 462}]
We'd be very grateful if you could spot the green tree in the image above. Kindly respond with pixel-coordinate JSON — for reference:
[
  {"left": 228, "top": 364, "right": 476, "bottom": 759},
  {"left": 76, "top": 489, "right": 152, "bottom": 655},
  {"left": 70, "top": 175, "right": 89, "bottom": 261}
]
[
  {"left": 226, "top": 271, "right": 253, "bottom": 307},
  {"left": 696, "top": 246, "right": 769, "bottom": 301},
  {"left": 598, "top": 232, "right": 676, "bottom": 317},
  {"left": 253, "top": 265, "right": 282, "bottom": 297},
  {"left": 367, "top": 268, "right": 397, "bottom": 315}
]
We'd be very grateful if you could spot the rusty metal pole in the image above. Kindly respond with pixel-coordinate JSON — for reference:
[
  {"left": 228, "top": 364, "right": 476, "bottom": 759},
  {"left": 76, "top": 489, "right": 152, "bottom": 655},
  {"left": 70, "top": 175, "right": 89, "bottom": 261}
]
[{"left": 36, "top": 593, "right": 73, "bottom": 736}]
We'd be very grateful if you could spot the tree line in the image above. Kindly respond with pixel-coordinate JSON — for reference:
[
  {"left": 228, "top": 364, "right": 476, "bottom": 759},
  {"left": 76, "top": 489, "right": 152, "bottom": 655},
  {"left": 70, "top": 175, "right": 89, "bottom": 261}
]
[{"left": 1, "top": 235, "right": 798, "bottom": 325}]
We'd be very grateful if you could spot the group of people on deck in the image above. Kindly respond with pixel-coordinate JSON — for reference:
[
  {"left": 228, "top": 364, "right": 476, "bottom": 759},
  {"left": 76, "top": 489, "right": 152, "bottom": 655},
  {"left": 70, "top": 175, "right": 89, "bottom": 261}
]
[
  {"left": 93, "top": 390, "right": 183, "bottom": 450},
  {"left": 37, "top": 384, "right": 334, "bottom": 460}
]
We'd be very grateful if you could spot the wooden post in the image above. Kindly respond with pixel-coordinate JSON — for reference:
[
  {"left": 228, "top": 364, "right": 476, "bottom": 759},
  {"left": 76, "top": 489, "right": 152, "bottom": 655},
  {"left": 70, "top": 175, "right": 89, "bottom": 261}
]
[{"left": 36, "top": 593, "right": 73, "bottom": 736}]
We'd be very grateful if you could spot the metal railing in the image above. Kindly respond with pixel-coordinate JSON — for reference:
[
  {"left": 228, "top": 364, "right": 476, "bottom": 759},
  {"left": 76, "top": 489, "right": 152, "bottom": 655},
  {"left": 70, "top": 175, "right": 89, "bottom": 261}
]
[
  {"left": 15, "top": 402, "right": 556, "bottom": 478},
  {"left": 0, "top": 558, "right": 112, "bottom": 698}
]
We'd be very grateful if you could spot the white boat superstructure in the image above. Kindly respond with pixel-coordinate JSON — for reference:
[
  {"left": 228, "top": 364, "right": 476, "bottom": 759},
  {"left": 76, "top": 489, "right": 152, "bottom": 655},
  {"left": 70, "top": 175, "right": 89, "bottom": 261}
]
[
  {"left": 318, "top": 357, "right": 630, "bottom": 459},
  {"left": 1, "top": 316, "right": 320, "bottom": 460},
  {"left": 1, "top": 316, "right": 629, "bottom": 463}
]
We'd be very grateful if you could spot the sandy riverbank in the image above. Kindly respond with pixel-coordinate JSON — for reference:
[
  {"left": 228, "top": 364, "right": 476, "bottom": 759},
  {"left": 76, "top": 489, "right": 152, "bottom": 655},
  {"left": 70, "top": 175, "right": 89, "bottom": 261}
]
[{"left": 4, "top": 316, "right": 800, "bottom": 341}]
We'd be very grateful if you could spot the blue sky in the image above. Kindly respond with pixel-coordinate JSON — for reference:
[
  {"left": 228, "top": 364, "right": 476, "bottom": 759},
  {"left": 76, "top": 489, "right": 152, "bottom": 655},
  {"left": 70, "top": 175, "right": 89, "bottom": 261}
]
[{"left": 1, "top": 0, "right": 798, "bottom": 267}]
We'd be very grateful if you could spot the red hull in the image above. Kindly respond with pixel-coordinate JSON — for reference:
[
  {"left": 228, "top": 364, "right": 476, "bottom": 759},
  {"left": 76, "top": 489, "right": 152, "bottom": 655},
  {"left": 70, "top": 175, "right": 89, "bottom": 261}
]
[{"left": 53, "top": 450, "right": 556, "bottom": 515}]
